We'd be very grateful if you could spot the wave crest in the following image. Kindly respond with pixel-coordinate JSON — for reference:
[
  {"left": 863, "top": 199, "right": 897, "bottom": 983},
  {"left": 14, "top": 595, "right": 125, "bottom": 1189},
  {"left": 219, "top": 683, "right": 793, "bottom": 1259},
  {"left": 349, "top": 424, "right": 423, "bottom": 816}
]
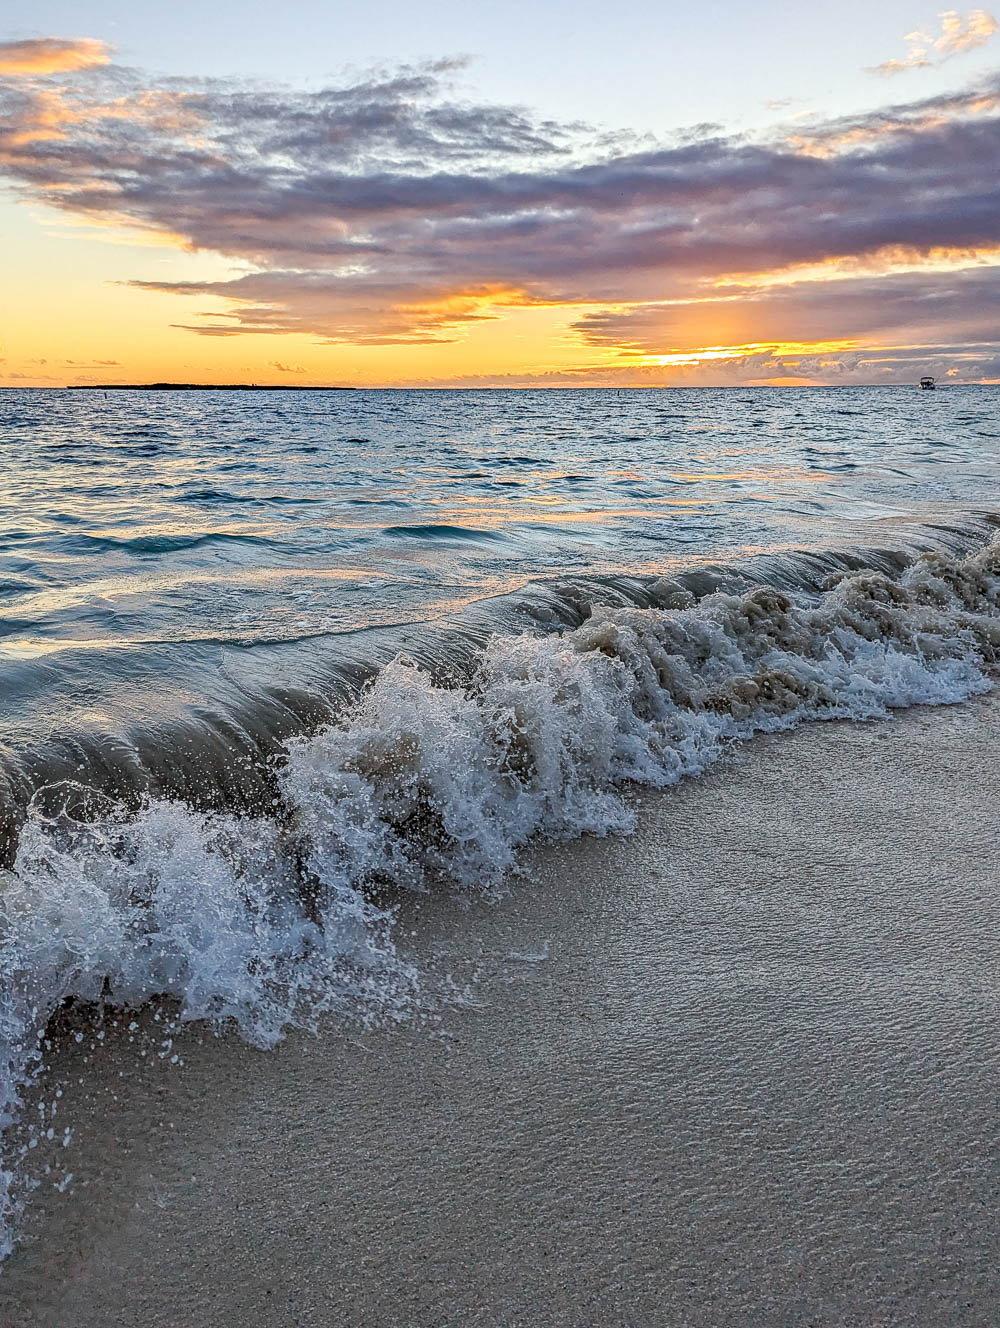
[{"left": 3, "top": 533, "right": 1000, "bottom": 1255}]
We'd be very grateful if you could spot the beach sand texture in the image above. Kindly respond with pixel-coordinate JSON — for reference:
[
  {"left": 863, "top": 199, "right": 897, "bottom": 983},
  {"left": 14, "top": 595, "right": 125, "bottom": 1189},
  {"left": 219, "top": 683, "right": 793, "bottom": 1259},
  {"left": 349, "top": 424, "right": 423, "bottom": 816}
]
[{"left": 3, "top": 696, "right": 998, "bottom": 1327}]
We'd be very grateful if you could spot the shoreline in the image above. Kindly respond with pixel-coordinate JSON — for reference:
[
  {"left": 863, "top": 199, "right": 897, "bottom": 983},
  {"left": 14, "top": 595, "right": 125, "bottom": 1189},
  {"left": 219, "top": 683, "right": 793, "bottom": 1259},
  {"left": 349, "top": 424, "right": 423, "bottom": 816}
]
[{"left": 4, "top": 695, "right": 1000, "bottom": 1325}]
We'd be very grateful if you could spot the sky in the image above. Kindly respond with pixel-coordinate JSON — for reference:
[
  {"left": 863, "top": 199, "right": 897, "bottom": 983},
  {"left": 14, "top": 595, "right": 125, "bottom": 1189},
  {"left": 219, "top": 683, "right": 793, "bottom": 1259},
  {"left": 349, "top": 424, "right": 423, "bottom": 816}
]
[{"left": 1, "top": 2, "right": 999, "bottom": 387}]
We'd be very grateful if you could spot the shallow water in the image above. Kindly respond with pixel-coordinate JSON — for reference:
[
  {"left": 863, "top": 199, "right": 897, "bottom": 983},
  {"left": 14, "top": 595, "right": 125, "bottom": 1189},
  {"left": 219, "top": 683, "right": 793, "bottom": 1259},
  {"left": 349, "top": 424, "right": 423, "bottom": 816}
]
[
  {"left": 2, "top": 383, "right": 1000, "bottom": 1259},
  {"left": 3, "top": 386, "right": 997, "bottom": 655},
  {"left": 1, "top": 385, "right": 997, "bottom": 820}
]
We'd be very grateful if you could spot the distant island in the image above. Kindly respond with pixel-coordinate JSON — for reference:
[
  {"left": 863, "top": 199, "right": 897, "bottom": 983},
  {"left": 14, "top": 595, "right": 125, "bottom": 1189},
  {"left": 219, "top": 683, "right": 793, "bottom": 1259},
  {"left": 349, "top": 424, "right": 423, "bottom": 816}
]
[{"left": 72, "top": 382, "right": 355, "bottom": 391}]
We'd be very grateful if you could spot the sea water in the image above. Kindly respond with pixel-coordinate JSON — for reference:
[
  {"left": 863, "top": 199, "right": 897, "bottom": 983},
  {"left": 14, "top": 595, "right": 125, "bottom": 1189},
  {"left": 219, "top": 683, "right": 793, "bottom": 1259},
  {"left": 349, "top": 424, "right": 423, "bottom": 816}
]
[{"left": 1, "top": 384, "right": 999, "bottom": 1254}]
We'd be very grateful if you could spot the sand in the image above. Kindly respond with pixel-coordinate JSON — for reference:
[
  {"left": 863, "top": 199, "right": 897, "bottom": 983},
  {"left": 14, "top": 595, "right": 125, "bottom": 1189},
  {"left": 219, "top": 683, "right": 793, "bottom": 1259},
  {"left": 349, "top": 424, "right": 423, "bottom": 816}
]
[{"left": 2, "top": 696, "right": 999, "bottom": 1326}]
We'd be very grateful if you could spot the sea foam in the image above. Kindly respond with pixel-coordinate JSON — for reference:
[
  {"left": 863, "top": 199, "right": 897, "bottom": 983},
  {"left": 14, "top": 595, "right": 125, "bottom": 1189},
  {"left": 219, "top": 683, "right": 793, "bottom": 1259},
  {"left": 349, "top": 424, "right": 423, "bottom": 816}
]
[{"left": 3, "top": 534, "right": 1000, "bottom": 1256}]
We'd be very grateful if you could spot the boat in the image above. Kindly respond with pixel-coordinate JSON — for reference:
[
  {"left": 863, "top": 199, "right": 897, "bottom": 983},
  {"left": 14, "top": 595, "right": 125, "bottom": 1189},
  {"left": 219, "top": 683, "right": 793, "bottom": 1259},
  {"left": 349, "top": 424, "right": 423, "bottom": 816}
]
[{"left": 919, "top": 376, "right": 936, "bottom": 390}]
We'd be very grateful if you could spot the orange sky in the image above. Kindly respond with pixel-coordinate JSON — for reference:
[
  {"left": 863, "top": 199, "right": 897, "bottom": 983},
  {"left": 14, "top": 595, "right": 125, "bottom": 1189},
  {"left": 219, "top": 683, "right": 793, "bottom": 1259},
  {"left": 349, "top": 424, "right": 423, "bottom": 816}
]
[
  {"left": 5, "top": 204, "right": 996, "bottom": 388},
  {"left": 4, "top": 195, "right": 999, "bottom": 387}
]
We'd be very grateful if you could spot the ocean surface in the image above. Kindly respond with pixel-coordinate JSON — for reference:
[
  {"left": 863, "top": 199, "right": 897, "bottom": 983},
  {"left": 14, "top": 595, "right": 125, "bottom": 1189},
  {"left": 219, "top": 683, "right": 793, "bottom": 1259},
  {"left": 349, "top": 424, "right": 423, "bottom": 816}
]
[{"left": 2, "top": 383, "right": 1000, "bottom": 1255}]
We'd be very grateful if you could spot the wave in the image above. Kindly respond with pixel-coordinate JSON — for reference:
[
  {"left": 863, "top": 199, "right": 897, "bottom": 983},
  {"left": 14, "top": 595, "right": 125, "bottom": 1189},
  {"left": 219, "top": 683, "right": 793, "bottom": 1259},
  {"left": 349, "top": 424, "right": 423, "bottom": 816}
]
[
  {"left": 62, "top": 531, "right": 280, "bottom": 556},
  {"left": 173, "top": 488, "right": 324, "bottom": 506},
  {"left": 382, "top": 522, "right": 507, "bottom": 542},
  {"left": 3, "top": 527, "right": 1000, "bottom": 1256}
]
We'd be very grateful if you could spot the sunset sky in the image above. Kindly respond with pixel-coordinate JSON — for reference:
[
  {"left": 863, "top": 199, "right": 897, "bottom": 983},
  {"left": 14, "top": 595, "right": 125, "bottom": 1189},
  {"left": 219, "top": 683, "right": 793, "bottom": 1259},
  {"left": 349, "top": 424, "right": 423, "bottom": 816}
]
[{"left": 1, "top": 2, "right": 999, "bottom": 387}]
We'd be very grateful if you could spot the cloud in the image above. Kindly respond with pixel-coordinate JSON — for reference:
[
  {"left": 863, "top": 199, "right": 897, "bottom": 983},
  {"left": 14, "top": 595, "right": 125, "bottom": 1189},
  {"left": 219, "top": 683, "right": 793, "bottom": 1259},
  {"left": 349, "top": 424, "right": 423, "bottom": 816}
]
[
  {"left": 0, "top": 40, "right": 999, "bottom": 371},
  {"left": 573, "top": 265, "right": 1000, "bottom": 355},
  {"left": 0, "top": 38, "right": 111, "bottom": 77},
  {"left": 131, "top": 274, "right": 524, "bottom": 345},
  {"left": 267, "top": 360, "right": 306, "bottom": 372},
  {"left": 872, "top": 9, "right": 997, "bottom": 75},
  {"left": 383, "top": 341, "right": 1000, "bottom": 387},
  {"left": 933, "top": 7, "right": 997, "bottom": 53}
]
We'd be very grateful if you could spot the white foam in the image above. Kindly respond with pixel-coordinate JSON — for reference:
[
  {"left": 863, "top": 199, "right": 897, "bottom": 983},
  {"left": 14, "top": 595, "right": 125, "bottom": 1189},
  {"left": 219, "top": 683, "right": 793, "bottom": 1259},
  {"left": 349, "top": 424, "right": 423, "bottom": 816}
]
[
  {"left": 3, "top": 535, "right": 1000, "bottom": 1256},
  {"left": 0, "top": 798, "right": 410, "bottom": 1256}
]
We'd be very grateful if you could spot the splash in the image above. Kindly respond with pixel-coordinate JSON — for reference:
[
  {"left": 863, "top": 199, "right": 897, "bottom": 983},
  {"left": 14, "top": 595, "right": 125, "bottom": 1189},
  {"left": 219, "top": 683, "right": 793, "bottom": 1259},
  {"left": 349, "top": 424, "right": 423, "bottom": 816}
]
[
  {"left": 0, "top": 796, "right": 410, "bottom": 1257},
  {"left": 3, "top": 534, "right": 1000, "bottom": 1257}
]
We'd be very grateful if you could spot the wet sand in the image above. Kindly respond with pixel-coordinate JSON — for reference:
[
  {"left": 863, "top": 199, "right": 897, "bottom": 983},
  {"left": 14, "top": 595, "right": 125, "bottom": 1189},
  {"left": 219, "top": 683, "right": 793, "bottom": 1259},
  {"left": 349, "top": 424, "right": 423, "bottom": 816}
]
[{"left": 3, "top": 697, "right": 1000, "bottom": 1326}]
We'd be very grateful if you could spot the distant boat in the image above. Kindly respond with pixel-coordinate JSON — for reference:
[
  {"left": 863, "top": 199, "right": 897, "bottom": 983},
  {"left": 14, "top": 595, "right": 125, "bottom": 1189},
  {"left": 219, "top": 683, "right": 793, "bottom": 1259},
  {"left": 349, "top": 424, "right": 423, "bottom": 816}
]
[{"left": 919, "top": 376, "right": 936, "bottom": 390}]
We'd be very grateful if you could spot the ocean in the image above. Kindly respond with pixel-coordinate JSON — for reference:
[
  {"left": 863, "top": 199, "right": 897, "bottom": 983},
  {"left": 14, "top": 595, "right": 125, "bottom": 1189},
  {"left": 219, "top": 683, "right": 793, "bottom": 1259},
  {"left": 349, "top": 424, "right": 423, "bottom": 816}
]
[{"left": 2, "top": 383, "right": 1000, "bottom": 1258}]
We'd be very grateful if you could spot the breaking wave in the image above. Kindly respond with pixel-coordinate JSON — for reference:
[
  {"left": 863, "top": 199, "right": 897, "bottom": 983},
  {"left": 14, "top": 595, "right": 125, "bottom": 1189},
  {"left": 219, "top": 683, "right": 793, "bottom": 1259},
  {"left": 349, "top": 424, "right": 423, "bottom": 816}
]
[{"left": 4, "top": 531, "right": 1000, "bottom": 1256}]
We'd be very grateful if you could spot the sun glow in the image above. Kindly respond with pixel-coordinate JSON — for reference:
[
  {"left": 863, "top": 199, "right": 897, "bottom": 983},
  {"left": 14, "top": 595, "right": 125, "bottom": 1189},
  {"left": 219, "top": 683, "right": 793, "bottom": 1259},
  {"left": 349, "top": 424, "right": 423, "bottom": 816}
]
[
  {"left": 631, "top": 340, "right": 860, "bottom": 368},
  {"left": 714, "top": 247, "right": 1000, "bottom": 291}
]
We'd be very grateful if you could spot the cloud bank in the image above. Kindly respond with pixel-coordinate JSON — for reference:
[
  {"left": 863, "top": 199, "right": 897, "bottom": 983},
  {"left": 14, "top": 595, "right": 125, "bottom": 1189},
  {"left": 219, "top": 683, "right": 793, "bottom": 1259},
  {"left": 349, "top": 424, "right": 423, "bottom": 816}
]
[{"left": 1, "top": 40, "right": 999, "bottom": 381}]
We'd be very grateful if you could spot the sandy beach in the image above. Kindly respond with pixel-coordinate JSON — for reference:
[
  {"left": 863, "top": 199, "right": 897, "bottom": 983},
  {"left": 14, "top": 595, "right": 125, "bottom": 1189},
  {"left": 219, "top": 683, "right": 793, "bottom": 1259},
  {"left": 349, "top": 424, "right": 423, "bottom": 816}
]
[{"left": 3, "top": 695, "right": 999, "bottom": 1326}]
